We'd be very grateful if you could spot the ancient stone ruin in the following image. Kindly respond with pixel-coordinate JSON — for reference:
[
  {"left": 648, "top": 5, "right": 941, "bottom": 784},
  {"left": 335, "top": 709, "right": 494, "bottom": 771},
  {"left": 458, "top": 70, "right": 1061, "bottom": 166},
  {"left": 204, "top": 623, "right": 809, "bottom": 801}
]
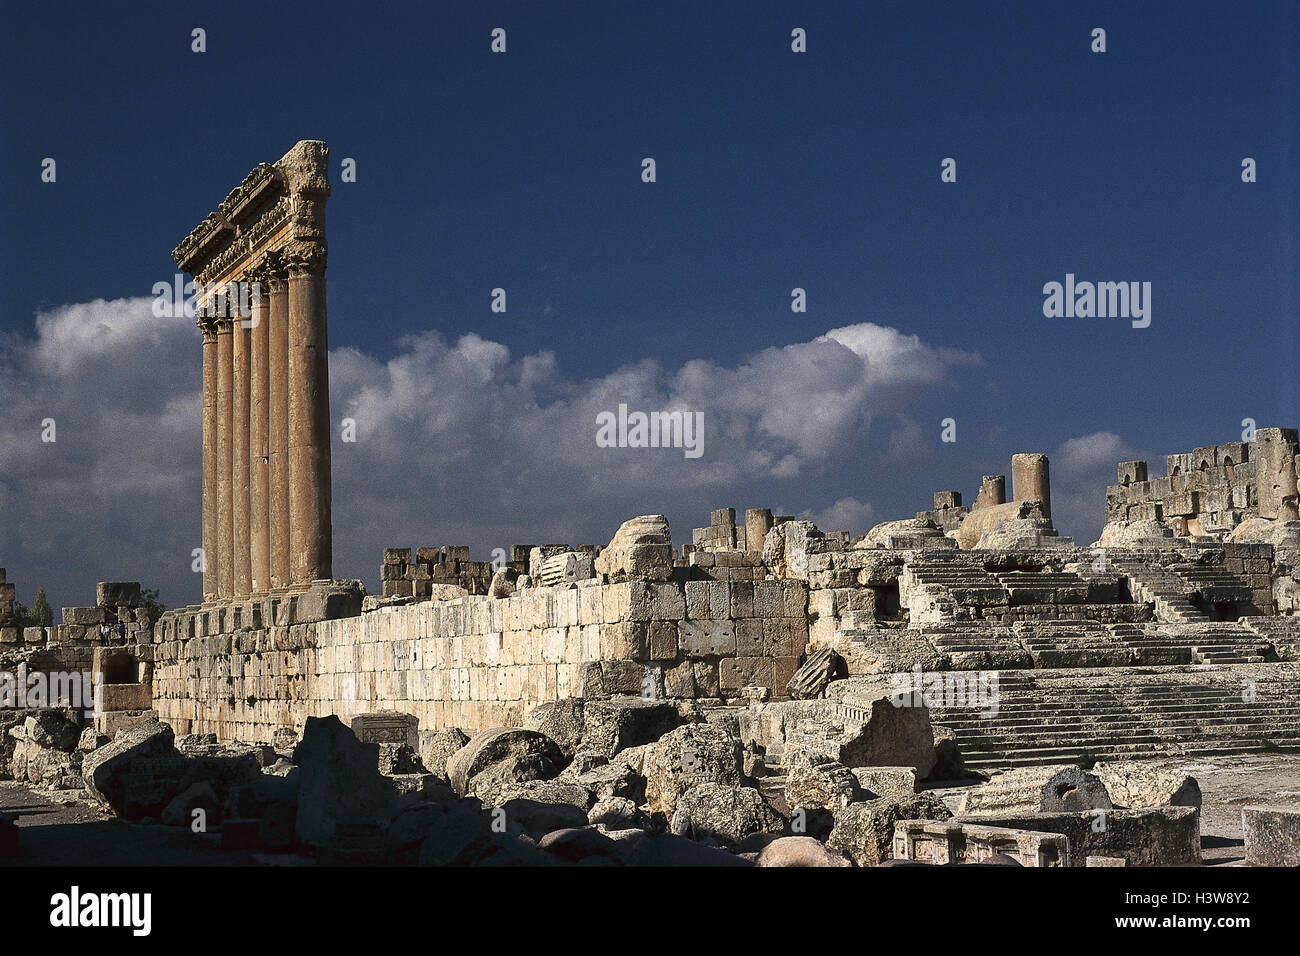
[{"left": 4, "top": 141, "right": 1298, "bottom": 870}]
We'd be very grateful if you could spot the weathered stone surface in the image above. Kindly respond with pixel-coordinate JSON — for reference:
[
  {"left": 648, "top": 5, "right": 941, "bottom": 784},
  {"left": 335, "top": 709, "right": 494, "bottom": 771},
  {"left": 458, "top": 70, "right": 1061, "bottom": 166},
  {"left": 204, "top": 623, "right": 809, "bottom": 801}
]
[
  {"left": 757, "top": 835, "right": 852, "bottom": 867},
  {"left": 595, "top": 515, "right": 674, "bottom": 582},
  {"left": 556, "top": 751, "right": 642, "bottom": 803},
  {"left": 1242, "top": 805, "right": 1300, "bottom": 866},
  {"left": 836, "top": 693, "right": 937, "bottom": 778},
  {"left": 957, "top": 766, "right": 1112, "bottom": 815},
  {"left": 418, "top": 727, "right": 469, "bottom": 781},
  {"left": 930, "top": 725, "right": 966, "bottom": 781},
  {"left": 537, "top": 826, "right": 621, "bottom": 862},
  {"left": 852, "top": 766, "right": 917, "bottom": 799},
  {"left": 762, "top": 520, "right": 824, "bottom": 579},
  {"left": 498, "top": 791, "right": 590, "bottom": 834},
  {"left": 445, "top": 727, "right": 565, "bottom": 798},
  {"left": 827, "top": 794, "right": 953, "bottom": 866},
  {"left": 523, "top": 698, "right": 586, "bottom": 758},
  {"left": 959, "top": 807, "right": 1200, "bottom": 867},
  {"left": 894, "top": 819, "right": 1066, "bottom": 867},
  {"left": 23, "top": 711, "right": 82, "bottom": 751},
  {"left": 643, "top": 723, "right": 744, "bottom": 821},
  {"left": 1093, "top": 763, "right": 1201, "bottom": 809},
  {"left": 785, "top": 749, "right": 862, "bottom": 810},
  {"left": 377, "top": 743, "right": 424, "bottom": 775},
  {"left": 786, "top": 648, "right": 844, "bottom": 700},
  {"left": 96, "top": 582, "right": 143, "bottom": 608},
  {"left": 578, "top": 697, "right": 681, "bottom": 757},
  {"left": 350, "top": 710, "right": 419, "bottom": 748},
  {"left": 669, "top": 783, "right": 783, "bottom": 848},
  {"left": 488, "top": 567, "right": 516, "bottom": 598},
  {"left": 293, "top": 715, "right": 398, "bottom": 849},
  {"left": 588, "top": 795, "right": 645, "bottom": 829},
  {"left": 81, "top": 718, "right": 177, "bottom": 812},
  {"left": 161, "top": 781, "right": 219, "bottom": 827}
]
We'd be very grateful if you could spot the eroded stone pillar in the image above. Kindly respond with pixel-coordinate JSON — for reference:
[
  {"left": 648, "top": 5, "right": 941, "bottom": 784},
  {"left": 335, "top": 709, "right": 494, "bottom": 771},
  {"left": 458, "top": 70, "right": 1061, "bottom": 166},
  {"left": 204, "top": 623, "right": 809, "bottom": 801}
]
[
  {"left": 267, "top": 265, "right": 291, "bottom": 589},
  {"left": 232, "top": 311, "right": 252, "bottom": 597},
  {"left": 215, "top": 319, "right": 234, "bottom": 600},
  {"left": 1011, "top": 453, "right": 1051, "bottom": 519},
  {"left": 285, "top": 241, "right": 332, "bottom": 584},
  {"left": 745, "top": 509, "right": 773, "bottom": 551},
  {"left": 1256, "top": 428, "right": 1300, "bottom": 521},
  {"left": 249, "top": 276, "right": 271, "bottom": 594},
  {"left": 200, "top": 321, "right": 218, "bottom": 601}
]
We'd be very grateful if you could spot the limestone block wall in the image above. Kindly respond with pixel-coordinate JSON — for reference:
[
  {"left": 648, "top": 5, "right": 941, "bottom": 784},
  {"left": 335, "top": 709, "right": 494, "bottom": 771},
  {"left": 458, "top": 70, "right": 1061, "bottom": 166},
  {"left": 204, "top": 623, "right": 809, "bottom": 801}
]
[
  {"left": 1106, "top": 432, "right": 1300, "bottom": 536},
  {"left": 149, "top": 578, "right": 809, "bottom": 742}
]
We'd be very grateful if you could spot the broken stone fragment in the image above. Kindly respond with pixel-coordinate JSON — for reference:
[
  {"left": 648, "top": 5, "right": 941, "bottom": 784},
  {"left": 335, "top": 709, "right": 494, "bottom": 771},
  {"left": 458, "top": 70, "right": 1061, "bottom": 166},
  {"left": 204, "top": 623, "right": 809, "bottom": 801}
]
[
  {"left": 81, "top": 718, "right": 177, "bottom": 812},
  {"left": 957, "top": 765, "right": 1112, "bottom": 816},
  {"left": 786, "top": 648, "right": 844, "bottom": 700},
  {"left": 827, "top": 793, "right": 953, "bottom": 866},
  {"left": 418, "top": 727, "right": 469, "bottom": 782},
  {"left": 668, "top": 782, "right": 783, "bottom": 848},
  {"left": 642, "top": 723, "right": 744, "bottom": 822},
  {"left": 762, "top": 520, "right": 824, "bottom": 579},
  {"left": 292, "top": 714, "right": 398, "bottom": 849},
  {"left": 1092, "top": 762, "right": 1201, "bottom": 809},
  {"left": 594, "top": 515, "right": 674, "bottom": 582},
  {"left": 784, "top": 749, "right": 862, "bottom": 811},
  {"left": 445, "top": 727, "right": 566, "bottom": 798}
]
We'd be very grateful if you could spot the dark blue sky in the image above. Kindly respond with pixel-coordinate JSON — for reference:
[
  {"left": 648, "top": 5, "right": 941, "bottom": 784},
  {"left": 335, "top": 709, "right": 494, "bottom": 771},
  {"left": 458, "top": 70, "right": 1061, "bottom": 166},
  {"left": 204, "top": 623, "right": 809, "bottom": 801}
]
[{"left": 1, "top": 1, "right": 1297, "bottom": 608}]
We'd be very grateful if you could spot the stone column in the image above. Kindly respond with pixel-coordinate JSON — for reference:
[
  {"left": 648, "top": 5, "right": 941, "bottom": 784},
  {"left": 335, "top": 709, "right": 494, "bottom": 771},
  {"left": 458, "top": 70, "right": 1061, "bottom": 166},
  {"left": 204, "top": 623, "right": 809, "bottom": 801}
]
[
  {"left": 745, "top": 508, "right": 773, "bottom": 551},
  {"left": 215, "top": 318, "right": 234, "bottom": 600},
  {"left": 248, "top": 275, "right": 271, "bottom": 594},
  {"left": 267, "top": 265, "right": 291, "bottom": 589},
  {"left": 1255, "top": 428, "right": 1300, "bottom": 521},
  {"left": 284, "top": 241, "right": 332, "bottom": 584},
  {"left": 232, "top": 308, "right": 252, "bottom": 598},
  {"left": 1011, "top": 453, "right": 1052, "bottom": 519},
  {"left": 200, "top": 320, "right": 218, "bottom": 602}
]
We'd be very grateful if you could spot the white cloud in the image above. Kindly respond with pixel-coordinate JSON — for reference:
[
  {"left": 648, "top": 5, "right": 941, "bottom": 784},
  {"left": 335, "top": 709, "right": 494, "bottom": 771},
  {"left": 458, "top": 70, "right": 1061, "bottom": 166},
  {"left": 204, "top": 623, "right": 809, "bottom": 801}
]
[
  {"left": 1050, "top": 430, "right": 1143, "bottom": 545},
  {"left": 0, "top": 301, "right": 980, "bottom": 609},
  {"left": 797, "top": 497, "right": 876, "bottom": 535}
]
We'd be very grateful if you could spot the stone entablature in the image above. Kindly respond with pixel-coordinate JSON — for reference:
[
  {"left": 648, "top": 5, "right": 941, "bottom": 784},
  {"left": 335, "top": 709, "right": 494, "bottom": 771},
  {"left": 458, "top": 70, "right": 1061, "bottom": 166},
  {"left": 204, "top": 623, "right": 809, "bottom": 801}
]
[{"left": 174, "top": 141, "right": 334, "bottom": 602}]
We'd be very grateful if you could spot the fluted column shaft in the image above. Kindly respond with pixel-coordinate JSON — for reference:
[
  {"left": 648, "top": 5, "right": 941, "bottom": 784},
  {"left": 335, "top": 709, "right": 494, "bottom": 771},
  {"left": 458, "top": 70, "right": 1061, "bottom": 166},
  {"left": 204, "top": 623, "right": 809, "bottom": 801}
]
[
  {"left": 200, "top": 323, "right": 218, "bottom": 601},
  {"left": 215, "top": 320, "right": 234, "bottom": 600},
  {"left": 232, "top": 310, "right": 252, "bottom": 597},
  {"left": 268, "top": 272, "right": 291, "bottom": 589},
  {"left": 249, "top": 278, "right": 271, "bottom": 594},
  {"left": 286, "top": 243, "right": 332, "bottom": 584}
]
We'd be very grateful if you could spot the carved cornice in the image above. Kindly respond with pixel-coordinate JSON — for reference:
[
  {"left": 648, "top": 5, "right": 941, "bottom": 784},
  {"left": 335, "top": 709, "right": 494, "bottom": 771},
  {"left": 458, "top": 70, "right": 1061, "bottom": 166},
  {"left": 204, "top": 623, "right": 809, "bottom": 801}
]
[{"left": 173, "top": 141, "right": 330, "bottom": 282}]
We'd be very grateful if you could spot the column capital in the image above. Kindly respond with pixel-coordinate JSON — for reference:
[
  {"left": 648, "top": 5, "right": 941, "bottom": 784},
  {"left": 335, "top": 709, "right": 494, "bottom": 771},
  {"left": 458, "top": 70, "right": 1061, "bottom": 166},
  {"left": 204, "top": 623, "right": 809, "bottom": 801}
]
[
  {"left": 198, "top": 316, "right": 219, "bottom": 339},
  {"left": 282, "top": 239, "right": 328, "bottom": 278}
]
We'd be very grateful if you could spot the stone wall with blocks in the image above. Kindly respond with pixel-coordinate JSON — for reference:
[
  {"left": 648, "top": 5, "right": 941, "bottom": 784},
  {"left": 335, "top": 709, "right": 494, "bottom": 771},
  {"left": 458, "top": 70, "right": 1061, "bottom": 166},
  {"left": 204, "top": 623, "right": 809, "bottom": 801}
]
[
  {"left": 147, "top": 577, "right": 809, "bottom": 743},
  {"left": 1106, "top": 429, "right": 1300, "bottom": 537}
]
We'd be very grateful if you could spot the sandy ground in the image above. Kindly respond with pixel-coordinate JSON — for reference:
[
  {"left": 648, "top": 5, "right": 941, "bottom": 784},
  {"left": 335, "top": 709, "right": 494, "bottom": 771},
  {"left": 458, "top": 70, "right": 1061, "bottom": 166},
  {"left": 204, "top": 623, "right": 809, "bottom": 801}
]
[{"left": 4, "top": 755, "right": 1298, "bottom": 866}]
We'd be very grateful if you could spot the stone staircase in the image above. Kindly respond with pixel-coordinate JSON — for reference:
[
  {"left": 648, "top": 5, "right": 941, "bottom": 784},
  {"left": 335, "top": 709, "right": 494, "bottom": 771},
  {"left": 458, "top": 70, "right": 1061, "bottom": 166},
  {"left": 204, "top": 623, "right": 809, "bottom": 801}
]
[
  {"left": 992, "top": 570, "right": 1090, "bottom": 605},
  {"left": 928, "top": 665, "right": 1300, "bottom": 769},
  {"left": 1112, "top": 560, "right": 1205, "bottom": 622},
  {"left": 905, "top": 558, "right": 1008, "bottom": 608}
]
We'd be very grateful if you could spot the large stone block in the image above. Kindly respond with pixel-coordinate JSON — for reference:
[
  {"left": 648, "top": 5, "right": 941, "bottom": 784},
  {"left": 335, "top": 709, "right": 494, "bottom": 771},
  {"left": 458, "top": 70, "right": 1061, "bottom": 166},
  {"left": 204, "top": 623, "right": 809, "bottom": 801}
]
[
  {"left": 1242, "top": 805, "right": 1300, "bottom": 866},
  {"left": 678, "top": 619, "right": 736, "bottom": 657},
  {"left": 957, "top": 807, "right": 1200, "bottom": 867}
]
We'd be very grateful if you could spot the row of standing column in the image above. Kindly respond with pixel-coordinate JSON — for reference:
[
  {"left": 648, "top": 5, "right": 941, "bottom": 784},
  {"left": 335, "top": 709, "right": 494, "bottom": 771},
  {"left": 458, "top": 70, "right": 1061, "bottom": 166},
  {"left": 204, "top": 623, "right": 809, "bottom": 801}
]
[{"left": 200, "top": 254, "right": 331, "bottom": 602}]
